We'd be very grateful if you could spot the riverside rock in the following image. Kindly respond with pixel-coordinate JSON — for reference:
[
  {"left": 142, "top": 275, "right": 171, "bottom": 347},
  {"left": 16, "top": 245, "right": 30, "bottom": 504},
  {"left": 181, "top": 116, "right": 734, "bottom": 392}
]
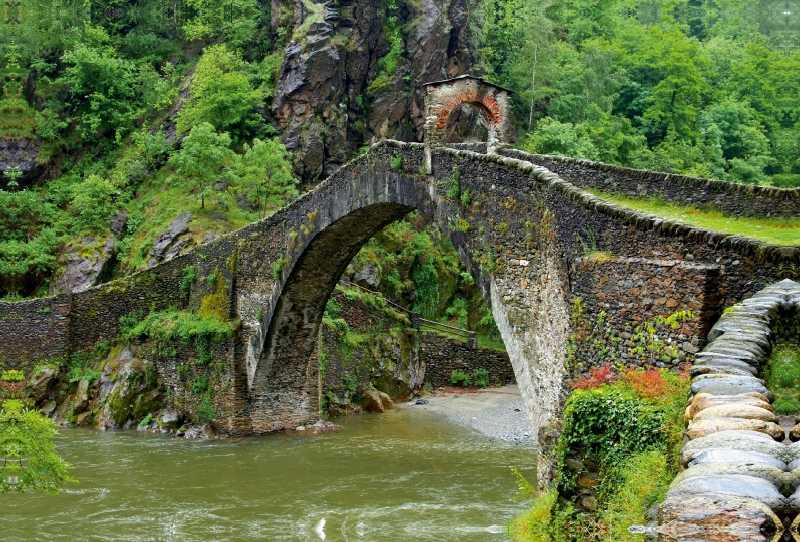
[
  {"left": 29, "top": 367, "right": 59, "bottom": 403},
  {"left": 362, "top": 389, "right": 394, "bottom": 413}
]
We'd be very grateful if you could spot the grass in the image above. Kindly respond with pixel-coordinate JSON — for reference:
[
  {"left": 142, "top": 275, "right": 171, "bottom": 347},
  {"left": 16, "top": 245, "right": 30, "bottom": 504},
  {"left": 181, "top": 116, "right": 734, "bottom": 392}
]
[
  {"left": 585, "top": 190, "right": 800, "bottom": 246},
  {"left": 118, "top": 167, "right": 260, "bottom": 274},
  {"left": 763, "top": 343, "right": 800, "bottom": 415}
]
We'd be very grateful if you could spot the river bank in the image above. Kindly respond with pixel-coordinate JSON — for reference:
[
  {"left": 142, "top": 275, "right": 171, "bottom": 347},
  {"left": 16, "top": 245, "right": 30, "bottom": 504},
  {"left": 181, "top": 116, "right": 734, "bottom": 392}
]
[{"left": 405, "top": 384, "right": 534, "bottom": 444}]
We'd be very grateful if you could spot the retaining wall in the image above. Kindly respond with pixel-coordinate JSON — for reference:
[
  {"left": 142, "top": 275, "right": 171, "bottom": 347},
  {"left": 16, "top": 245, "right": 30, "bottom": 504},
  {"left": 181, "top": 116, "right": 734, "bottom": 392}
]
[{"left": 419, "top": 331, "right": 512, "bottom": 387}]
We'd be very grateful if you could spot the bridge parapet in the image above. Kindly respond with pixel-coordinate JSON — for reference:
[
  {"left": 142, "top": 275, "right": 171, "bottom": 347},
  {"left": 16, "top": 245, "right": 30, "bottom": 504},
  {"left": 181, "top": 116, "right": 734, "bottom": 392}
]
[{"left": 502, "top": 148, "right": 800, "bottom": 218}]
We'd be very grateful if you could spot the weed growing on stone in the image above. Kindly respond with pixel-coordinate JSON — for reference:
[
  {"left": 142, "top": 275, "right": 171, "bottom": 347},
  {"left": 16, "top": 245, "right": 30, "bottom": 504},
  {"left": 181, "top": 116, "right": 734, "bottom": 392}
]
[
  {"left": 763, "top": 343, "right": 800, "bottom": 415},
  {"left": 181, "top": 265, "right": 197, "bottom": 296},
  {"left": 390, "top": 153, "right": 403, "bottom": 171}
]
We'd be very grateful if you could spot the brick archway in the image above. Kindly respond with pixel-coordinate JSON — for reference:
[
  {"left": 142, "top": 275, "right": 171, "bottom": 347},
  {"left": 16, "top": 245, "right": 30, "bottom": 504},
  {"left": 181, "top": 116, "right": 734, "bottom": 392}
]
[{"left": 423, "top": 75, "right": 512, "bottom": 172}]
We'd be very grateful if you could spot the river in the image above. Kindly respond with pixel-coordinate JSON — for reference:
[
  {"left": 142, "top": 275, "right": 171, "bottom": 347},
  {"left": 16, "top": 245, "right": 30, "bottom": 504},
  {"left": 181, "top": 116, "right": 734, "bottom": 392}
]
[{"left": 1, "top": 405, "right": 535, "bottom": 541}]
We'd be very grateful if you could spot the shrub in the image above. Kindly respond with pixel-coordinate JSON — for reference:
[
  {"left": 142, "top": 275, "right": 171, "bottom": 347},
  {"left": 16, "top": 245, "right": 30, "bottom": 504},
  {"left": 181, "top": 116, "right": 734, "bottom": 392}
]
[
  {"left": 1, "top": 370, "right": 24, "bottom": 382},
  {"left": 450, "top": 369, "right": 471, "bottom": 387},
  {"left": 181, "top": 266, "right": 197, "bottom": 296},
  {"left": 390, "top": 153, "right": 403, "bottom": 171},
  {"left": 570, "top": 364, "right": 615, "bottom": 390},
  {"left": 471, "top": 368, "right": 490, "bottom": 388}
]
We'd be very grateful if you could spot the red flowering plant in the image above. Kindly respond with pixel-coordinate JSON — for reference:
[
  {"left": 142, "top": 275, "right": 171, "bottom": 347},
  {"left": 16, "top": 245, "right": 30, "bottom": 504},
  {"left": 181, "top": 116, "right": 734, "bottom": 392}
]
[{"left": 570, "top": 364, "right": 617, "bottom": 390}]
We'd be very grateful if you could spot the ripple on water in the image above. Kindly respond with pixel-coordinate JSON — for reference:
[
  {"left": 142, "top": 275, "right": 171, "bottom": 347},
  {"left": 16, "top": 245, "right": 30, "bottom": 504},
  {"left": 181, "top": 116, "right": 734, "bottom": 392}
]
[{"left": 0, "top": 408, "right": 534, "bottom": 541}]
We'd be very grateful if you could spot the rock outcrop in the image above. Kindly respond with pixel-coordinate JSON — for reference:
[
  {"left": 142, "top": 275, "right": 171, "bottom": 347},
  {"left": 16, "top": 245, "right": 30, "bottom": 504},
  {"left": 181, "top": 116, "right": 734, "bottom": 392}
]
[
  {"left": 272, "top": 0, "right": 479, "bottom": 183},
  {"left": 50, "top": 237, "right": 116, "bottom": 294},
  {"left": 149, "top": 211, "right": 193, "bottom": 266}
]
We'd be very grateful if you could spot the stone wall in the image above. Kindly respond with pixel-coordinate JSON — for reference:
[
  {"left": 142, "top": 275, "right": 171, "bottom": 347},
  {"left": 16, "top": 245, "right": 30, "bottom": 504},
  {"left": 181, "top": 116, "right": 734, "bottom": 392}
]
[
  {"left": 419, "top": 331, "right": 512, "bottom": 387},
  {"left": 568, "top": 257, "right": 721, "bottom": 376},
  {"left": 503, "top": 149, "right": 800, "bottom": 218},
  {"left": 0, "top": 296, "right": 70, "bottom": 368}
]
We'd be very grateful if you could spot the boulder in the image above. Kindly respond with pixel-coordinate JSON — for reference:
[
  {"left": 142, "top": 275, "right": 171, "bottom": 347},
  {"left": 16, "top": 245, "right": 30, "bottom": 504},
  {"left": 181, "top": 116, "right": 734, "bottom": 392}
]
[
  {"left": 690, "top": 377, "right": 774, "bottom": 402},
  {"left": 681, "top": 431, "right": 791, "bottom": 467},
  {"left": 72, "top": 379, "right": 90, "bottom": 414},
  {"left": 149, "top": 211, "right": 193, "bottom": 266},
  {"left": 692, "top": 404, "right": 778, "bottom": 424},
  {"left": 791, "top": 424, "right": 800, "bottom": 442},
  {"left": 686, "top": 393, "right": 772, "bottom": 421},
  {"left": 670, "top": 463, "right": 786, "bottom": 491},
  {"left": 50, "top": 237, "right": 116, "bottom": 294},
  {"left": 29, "top": 367, "right": 59, "bottom": 403},
  {"left": 687, "top": 449, "right": 787, "bottom": 471},
  {"left": 668, "top": 475, "right": 788, "bottom": 514},
  {"left": 109, "top": 209, "right": 128, "bottom": 238},
  {"left": 686, "top": 418, "right": 785, "bottom": 441},
  {"left": 362, "top": 388, "right": 394, "bottom": 413},
  {"left": 159, "top": 408, "right": 181, "bottom": 431},
  {"left": 658, "top": 493, "right": 783, "bottom": 542},
  {"left": 353, "top": 262, "right": 379, "bottom": 289}
]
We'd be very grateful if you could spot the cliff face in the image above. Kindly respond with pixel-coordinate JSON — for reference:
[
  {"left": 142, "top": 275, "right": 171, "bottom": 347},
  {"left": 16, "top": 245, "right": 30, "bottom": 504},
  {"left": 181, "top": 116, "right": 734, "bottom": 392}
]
[{"left": 272, "top": 0, "right": 478, "bottom": 182}]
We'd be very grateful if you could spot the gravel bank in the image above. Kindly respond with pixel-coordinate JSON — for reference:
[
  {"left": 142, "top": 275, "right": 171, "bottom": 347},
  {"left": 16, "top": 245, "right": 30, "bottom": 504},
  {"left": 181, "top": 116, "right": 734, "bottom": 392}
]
[{"left": 406, "top": 384, "right": 534, "bottom": 444}]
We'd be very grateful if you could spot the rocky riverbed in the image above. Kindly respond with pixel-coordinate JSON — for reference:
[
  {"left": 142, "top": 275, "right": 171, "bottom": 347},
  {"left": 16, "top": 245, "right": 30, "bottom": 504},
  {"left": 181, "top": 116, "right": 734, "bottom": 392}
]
[{"left": 406, "top": 384, "right": 534, "bottom": 444}]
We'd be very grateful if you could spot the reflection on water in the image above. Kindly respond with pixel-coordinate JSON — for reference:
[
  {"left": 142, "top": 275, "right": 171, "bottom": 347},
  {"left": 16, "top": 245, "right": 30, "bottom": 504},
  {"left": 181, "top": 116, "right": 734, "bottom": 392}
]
[{"left": 0, "top": 407, "right": 535, "bottom": 541}]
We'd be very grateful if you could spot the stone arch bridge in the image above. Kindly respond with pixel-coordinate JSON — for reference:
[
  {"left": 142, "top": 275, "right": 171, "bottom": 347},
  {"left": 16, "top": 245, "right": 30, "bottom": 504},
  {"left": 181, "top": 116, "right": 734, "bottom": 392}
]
[{"left": 1, "top": 79, "right": 798, "bottom": 448}]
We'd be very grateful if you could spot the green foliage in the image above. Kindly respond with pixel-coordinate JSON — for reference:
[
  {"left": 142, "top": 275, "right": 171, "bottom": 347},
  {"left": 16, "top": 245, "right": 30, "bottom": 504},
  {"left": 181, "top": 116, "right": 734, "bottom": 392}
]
[
  {"left": 60, "top": 25, "right": 142, "bottom": 142},
  {"left": 368, "top": 5, "right": 404, "bottom": 93},
  {"left": 449, "top": 369, "right": 471, "bottom": 387},
  {"left": 0, "top": 399, "right": 76, "bottom": 493},
  {"left": 482, "top": 0, "right": 800, "bottom": 185},
  {"left": 228, "top": 137, "right": 299, "bottom": 219},
  {"left": 177, "top": 45, "right": 261, "bottom": 138},
  {"left": 70, "top": 175, "right": 117, "bottom": 232},
  {"left": 167, "top": 122, "right": 238, "bottom": 209},
  {"left": 763, "top": 344, "right": 800, "bottom": 415},
  {"left": 471, "top": 368, "right": 490, "bottom": 388},
  {"left": 390, "top": 153, "right": 403, "bottom": 171},
  {"left": 1, "top": 370, "right": 24, "bottom": 382},
  {"left": 181, "top": 266, "right": 197, "bottom": 296}
]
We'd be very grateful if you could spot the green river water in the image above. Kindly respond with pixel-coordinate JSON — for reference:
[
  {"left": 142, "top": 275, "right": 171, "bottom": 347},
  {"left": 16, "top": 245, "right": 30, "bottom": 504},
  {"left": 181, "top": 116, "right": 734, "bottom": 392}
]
[{"left": 1, "top": 406, "right": 535, "bottom": 541}]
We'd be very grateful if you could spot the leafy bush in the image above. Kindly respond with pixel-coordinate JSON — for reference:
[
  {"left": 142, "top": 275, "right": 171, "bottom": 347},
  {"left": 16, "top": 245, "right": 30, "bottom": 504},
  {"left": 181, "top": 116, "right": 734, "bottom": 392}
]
[
  {"left": 181, "top": 266, "right": 197, "bottom": 296},
  {"left": 449, "top": 369, "right": 471, "bottom": 387},
  {"left": 1, "top": 370, "right": 24, "bottom": 382},
  {"left": 471, "top": 368, "right": 490, "bottom": 388}
]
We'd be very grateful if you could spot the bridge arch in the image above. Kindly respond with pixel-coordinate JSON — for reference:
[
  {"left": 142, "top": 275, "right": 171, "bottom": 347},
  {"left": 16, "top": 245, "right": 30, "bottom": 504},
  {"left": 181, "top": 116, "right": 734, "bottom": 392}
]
[{"left": 237, "top": 142, "right": 570, "bottom": 436}]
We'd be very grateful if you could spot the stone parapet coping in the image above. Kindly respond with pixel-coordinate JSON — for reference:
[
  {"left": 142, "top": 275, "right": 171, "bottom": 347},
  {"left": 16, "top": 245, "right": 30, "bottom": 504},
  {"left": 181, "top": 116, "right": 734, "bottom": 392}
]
[
  {"left": 500, "top": 148, "right": 800, "bottom": 206},
  {"left": 656, "top": 279, "right": 800, "bottom": 540}
]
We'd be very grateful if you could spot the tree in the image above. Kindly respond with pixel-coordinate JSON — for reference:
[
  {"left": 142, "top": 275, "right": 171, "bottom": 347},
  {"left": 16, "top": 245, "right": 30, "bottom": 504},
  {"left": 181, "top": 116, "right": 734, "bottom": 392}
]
[
  {"left": 71, "top": 175, "right": 117, "bottom": 232},
  {"left": 0, "top": 399, "right": 75, "bottom": 493},
  {"left": 177, "top": 45, "right": 261, "bottom": 137},
  {"left": 523, "top": 117, "right": 599, "bottom": 159},
  {"left": 60, "top": 25, "right": 141, "bottom": 142},
  {"left": 168, "top": 122, "right": 238, "bottom": 209},
  {"left": 231, "top": 138, "right": 298, "bottom": 219}
]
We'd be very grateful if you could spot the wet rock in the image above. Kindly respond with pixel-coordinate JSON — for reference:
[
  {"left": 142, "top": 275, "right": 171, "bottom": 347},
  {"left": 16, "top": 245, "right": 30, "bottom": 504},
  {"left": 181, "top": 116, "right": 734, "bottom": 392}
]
[
  {"left": 564, "top": 458, "right": 584, "bottom": 472},
  {"left": 686, "top": 393, "right": 773, "bottom": 421},
  {"left": 668, "top": 475, "right": 788, "bottom": 514},
  {"left": 658, "top": 493, "right": 783, "bottom": 542},
  {"left": 577, "top": 473, "right": 598, "bottom": 488},
  {"left": 309, "top": 419, "right": 341, "bottom": 435},
  {"left": 362, "top": 388, "right": 394, "bottom": 413},
  {"left": 159, "top": 408, "right": 181, "bottom": 431},
  {"left": 182, "top": 424, "right": 215, "bottom": 439},
  {"left": 72, "top": 379, "right": 90, "bottom": 414},
  {"left": 670, "top": 463, "right": 786, "bottom": 491},
  {"left": 29, "top": 367, "right": 59, "bottom": 403},
  {"left": 692, "top": 404, "right": 778, "bottom": 424},
  {"left": 149, "top": 211, "right": 192, "bottom": 266},
  {"left": 50, "top": 237, "right": 116, "bottom": 294},
  {"left": 580, "top": 494, "right": 598, "bottom": 511},
  {"left": 109, "top": 209, "right": 128, "bottom": 238},
  {"left": 688, "top": 449, "right": 787, "bottom": 471},
  {"left": 41, "top": 401, "right": 56, "bottom": 417},
  {"left": 97, "top": 360, "right": 162, "bottom": 430},
  {"left": 686, "top": 418, "right": 785, "bottom": 441}
]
